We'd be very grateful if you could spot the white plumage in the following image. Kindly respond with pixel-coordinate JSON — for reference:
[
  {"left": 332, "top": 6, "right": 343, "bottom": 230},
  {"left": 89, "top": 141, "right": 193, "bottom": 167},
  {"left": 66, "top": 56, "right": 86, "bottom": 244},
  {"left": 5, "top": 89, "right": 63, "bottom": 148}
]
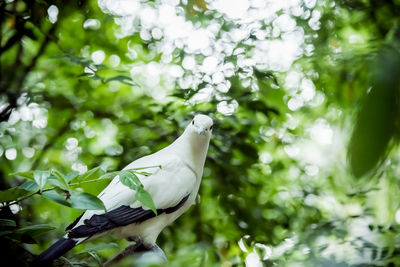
[{"left": 36, "top": 114, "right": 213, "bottom": 263}]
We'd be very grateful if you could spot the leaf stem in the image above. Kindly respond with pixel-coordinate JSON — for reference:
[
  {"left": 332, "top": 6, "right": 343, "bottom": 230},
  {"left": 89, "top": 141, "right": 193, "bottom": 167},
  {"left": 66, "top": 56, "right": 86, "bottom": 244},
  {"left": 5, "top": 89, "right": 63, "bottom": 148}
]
[
  {"left": 125, "top": 165, "right": 162, "bottom": 171},
  {"left": 69, "top": 176, "right": 112, "bottom": 186},
  {"left": 2, "top": 166, "right": 160, "bottom": 208},
  {"left": 2, "top": 188, "right": 53, "bottom": 208}
]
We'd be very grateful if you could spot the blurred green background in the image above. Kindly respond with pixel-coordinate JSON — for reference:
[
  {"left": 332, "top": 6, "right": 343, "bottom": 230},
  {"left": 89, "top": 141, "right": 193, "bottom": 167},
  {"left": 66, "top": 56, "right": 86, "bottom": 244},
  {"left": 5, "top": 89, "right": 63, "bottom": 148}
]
[{"left": 1, "top": 0, "right": 400, "bottom": 266}]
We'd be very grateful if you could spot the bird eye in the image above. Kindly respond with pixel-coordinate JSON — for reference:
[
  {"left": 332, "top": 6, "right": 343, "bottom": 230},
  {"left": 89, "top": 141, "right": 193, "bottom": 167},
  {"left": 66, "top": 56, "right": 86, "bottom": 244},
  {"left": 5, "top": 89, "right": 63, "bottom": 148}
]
[
  {"left": 209, "top": 125, "right": 213, "bottom": 130},
  {"left": 192, "top": 120, "right": 194, "bottom": 125}
]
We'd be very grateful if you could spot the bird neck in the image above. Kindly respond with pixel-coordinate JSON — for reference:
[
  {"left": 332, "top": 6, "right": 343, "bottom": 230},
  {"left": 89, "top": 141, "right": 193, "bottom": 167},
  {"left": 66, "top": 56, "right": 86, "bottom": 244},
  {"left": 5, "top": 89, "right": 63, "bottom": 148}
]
[{"left": 170, "top": 128, "right": 210, "bottom": 178}]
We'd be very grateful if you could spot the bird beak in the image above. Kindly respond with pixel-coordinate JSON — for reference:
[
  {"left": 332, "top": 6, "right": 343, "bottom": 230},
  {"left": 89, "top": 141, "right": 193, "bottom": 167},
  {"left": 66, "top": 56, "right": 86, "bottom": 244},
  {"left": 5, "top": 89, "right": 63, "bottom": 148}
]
[{"left": 196, "top": 126, "right": 206, "bottom": 135}]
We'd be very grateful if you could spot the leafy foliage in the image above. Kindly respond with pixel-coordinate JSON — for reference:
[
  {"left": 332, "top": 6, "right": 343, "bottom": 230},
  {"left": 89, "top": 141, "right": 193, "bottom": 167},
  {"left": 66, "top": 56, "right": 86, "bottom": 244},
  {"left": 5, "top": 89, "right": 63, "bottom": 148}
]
[
  {"left": 348, "top": 45, "right": 400, "bottom": 177},
  {"left": 119, "top": 170, "right": 157, "bottom": 214},
  {"left": 1, "top": 166, "right": 157, "bottom": 212}
]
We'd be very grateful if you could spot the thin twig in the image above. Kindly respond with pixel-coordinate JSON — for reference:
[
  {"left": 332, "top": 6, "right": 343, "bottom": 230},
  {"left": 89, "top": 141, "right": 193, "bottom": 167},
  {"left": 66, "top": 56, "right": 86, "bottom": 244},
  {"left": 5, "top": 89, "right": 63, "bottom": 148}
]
[
  {"left": 3, "top": 188, "right": 53, "bottom": 207},
  {"left": 69, "top": 177, "right": 113, "bottom": 186},
  {"left": 126, "top": 165, "right": 162, "bottom": 171},
  {"left": 68, "top": 167, "right": 161, "bottom": 186}
]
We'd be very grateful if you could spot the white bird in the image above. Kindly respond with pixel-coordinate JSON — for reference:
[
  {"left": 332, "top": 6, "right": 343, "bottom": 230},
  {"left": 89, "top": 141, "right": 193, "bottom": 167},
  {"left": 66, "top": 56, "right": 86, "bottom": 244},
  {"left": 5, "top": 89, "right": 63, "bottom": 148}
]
[{"left": 35, "top": 114, "right": 213, "bottom": 264}]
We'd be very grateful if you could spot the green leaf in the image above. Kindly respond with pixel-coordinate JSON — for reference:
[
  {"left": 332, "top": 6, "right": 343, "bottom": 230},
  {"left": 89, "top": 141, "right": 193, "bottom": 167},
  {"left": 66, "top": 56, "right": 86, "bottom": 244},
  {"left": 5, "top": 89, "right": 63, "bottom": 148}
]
[
  {"left": 348, "top": 46, "right": 400, "bottom": 177},
  {"left": 97, "top": 171, "right": 119, "bottom": 180},
  {"left": 135, "top": 188, "right": 157, "bottom": 215},
  {"left": 51, "top": 170, "right": 70, "bottom": 190},
  {"left": 47, "top": 176, "right": 70, "bottom": 191},
  {"left": 47, "top": 177, "right": 67, "bottom": 190},
  {"left": 34, "top": 170, "right": 51, "bottom": 191},
  {"left": 0, "top": 219, "right": 16, "bottom": 228},
  {"left": 106, "top": 75, "right": 136, "bottom": 86},
  {"left": 41, "top": 190, "right": 72, "bottom": 207},
  {"left": 11, "top": 171, "right": 34, "bottom": 180},
  {"left": 18, "top": 180, "right": 39, "bottom": 192},
  {"left": 119, "top": 171, "right": 156, "bottom": 214},
  {"left": 15, "top": 224, "right": 55, "bottom": 237},
  {"left": 70, "top": 192, "right": 105, "bottom": 210},
  {"left": 65, "top": 171, "right": 80, "bottom": 182},
  {"left": 0, "top": 187, "right": 31, "bottom": 203},
  {"left": 74, "top": 166, "right": 105, "bottom": 182},
  {"left": 126, "top": 165, "right": 162, "bottom": 171},
  {"left": 88, "top": 251, "right": 102, "bottom": 264},
  {"left": 11, "top": 224, "right": 56, "bottom": 243},
  {"left": 119, "top": 171, "right": 141, "bottom": 189}
]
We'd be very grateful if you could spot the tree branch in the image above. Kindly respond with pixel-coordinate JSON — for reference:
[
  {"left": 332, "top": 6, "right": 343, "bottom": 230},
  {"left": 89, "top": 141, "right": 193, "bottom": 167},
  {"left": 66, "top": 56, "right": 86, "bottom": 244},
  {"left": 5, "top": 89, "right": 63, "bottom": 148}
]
[
  {"left": 0, "top": 22, "right": 57, "bottom": 123},
  {"left": 0, "top": 30, "right": 24, "bottom": 54}
]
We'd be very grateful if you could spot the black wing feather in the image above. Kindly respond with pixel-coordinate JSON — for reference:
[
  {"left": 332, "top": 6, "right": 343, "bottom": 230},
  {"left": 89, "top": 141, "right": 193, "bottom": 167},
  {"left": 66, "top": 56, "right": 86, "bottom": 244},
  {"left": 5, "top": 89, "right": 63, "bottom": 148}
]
[
  {"left": 68, "top": 195, "right": 189, "bottom": 239},
  {"left": 34, "top": 237, "right": 77, "bottom": 264}
]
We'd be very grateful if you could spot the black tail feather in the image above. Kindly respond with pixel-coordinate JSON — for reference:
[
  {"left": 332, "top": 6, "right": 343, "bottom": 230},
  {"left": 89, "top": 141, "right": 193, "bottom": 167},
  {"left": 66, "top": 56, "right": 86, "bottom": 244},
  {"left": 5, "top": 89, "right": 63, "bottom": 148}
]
[{"left": 34, "top": 237, "right": 77, "bottom": 264}]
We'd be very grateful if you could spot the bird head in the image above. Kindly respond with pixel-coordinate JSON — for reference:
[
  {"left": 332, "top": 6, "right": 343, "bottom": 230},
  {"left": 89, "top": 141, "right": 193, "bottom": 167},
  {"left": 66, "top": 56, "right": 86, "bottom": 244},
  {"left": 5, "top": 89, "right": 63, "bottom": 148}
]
[{"left": 188, "top": 114, "right": 213, "bottom": 137}]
